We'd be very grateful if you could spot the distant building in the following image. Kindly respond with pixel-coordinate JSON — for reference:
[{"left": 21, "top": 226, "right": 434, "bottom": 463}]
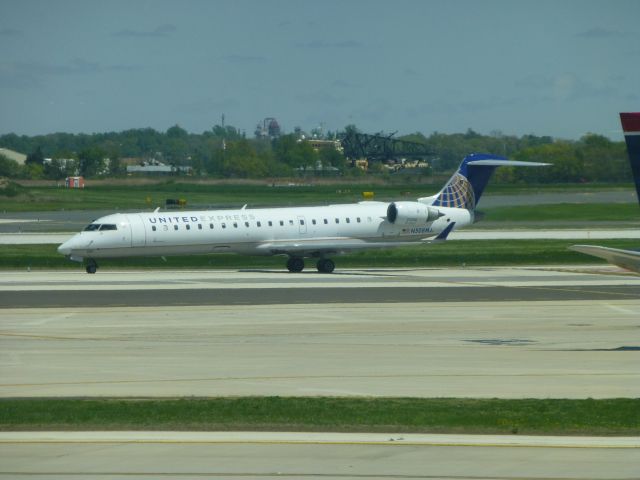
[
  {"left": 255, "top": 117, "right": 281, "bottom": 139},
  {"left": 44, "top": 157, "right": 77, "bottom": 171},
  {"left": 306, "top": 139, "right": 343, "bottom": 153},
  {"left": 0, "top": 147, "right": 27, "bottom": 164},
  {"left": 126, "top": 162, "right": 192, "bottom": 175},
  {"left": 65, "top": 176, "right": 85, "bottom": 188},
  {"left": 295, "top": 161, "right": 340, "bottom": 176}
]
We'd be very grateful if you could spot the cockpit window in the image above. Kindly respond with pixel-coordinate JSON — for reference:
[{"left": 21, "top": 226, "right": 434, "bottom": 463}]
[{"left": 84, "top": 223, "right": 117, "bottom": 231}]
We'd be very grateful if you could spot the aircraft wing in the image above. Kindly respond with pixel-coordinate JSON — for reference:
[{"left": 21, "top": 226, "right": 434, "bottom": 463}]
[
  {"left": 257, "top": 237, "right": 444, "bottom": 256},
  {"left": 570, "top": 245, "right": 640, "bottom": 274}
]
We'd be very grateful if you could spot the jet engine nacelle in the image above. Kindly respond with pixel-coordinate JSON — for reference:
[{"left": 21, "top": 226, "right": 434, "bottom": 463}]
[{"left": 387, "top": 201, "right": 442, "bottom": 225}]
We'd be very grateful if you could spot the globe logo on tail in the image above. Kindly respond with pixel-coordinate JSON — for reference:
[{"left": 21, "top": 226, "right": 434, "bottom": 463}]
[{"left": 433, "top": 173, "right": 475, "bottom": 210}]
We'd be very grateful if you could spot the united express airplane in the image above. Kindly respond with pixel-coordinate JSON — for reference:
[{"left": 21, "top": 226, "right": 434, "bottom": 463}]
[
  {"left": 570, "top": 112, "right": 640, "bottom": 273},
  {"left": 58, "top": 153, "right": 546, "bottom": 273}
]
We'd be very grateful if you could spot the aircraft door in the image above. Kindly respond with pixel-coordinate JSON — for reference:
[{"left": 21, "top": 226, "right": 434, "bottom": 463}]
[
  {"left": 297, "top": 216, "right": 307, "bottom": 234},
  {"left": 128, "top": 214, "right": 147, "bottom": 247}
]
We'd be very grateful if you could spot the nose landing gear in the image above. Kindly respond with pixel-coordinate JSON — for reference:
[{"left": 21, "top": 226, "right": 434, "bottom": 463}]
[{"left": 85, "top": 259, "right": 98, "bottom": 274}]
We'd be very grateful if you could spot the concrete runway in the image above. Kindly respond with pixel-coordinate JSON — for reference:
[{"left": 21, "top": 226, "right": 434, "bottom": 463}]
[
  {"left": 1, "top": 267, "right": 639, "bottom": 398},
  {"left": 2, "top": 267, "right": 639, "bottom": 479},
  {"left": 1, "top": 266, "right": 639, "bottom": 307},
  {"left": 2, "top": 432, "right": 639, "bottom": 480}
]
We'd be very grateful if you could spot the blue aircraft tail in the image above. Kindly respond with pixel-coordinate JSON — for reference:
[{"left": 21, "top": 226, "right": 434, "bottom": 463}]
[
  {"left": 620, "top": 112, "right": 640, "bottom": 202},
  {"left": 431, "top": 153, "right": 547, "bottom": 210}
]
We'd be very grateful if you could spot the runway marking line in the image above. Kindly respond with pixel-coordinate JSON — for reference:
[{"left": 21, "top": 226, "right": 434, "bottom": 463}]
[
  {"left": 439, "top": 278, "right": 640, "bottom": 299},
  {"left": 0, "top": 471, "right": 634, "bottom": 480},
  {"left": 0, "top": 439, "right": 638, "bottom": 449},
  {"left": 1, "top": 372, "right": 637, "bottom": 388},
  {"left": 0, "top": 332, "right": 104, "bottom": 341}
]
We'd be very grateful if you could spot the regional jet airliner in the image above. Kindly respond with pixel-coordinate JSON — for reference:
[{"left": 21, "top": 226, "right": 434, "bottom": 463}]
[{"left": 58, "top": 153, "right": 546, "bottom": 273}]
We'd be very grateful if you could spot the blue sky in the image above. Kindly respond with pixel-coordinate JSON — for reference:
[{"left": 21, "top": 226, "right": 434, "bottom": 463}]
[{"left": 0, "top": 0, "right": 638, "bottom": 139}]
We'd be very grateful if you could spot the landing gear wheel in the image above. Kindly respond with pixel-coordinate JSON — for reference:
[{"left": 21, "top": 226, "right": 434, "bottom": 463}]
[
  {"left": 286, "top": 257, "right": 305, "bottom": 273},
  {"left": 316, "top": 258, "right": 335, "bottom": 273},
  {"left": 85, "top": 260, "right": 98, "bottom": 274}
]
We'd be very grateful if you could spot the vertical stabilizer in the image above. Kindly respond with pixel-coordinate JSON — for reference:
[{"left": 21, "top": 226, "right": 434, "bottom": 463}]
[
  {"left": 429, "top": 153, "right": 548, "bottom": 210},
  {"left": 430, "top": 154, "right": 504, "bottom": 210},
  {"left": 620, "top": 112, "right": 640, "bottom": 202}
]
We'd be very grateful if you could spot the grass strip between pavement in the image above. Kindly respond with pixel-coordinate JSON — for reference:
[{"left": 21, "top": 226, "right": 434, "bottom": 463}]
[
  {"left": 2, "top": 239, "right": 640, "bottom": 270},
  {"left": 1, "top": 398, "right": 638, "bottom": 435}
]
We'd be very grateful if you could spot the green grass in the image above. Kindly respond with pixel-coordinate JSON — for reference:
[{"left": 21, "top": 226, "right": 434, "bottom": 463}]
[
  {"left": 0, "top": 182, "right": 438, "bottom": 212},
  {"left": 1, "top": 397, "right": 637, "bottom": 435},
  {"left": 2, "top": 239, "right": 638, "bottom": 271},
  {"left": 1, "top": 180, "right": 635, "bottom": 212}
]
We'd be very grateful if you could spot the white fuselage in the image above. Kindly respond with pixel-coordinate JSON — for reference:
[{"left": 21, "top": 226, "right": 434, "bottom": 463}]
[{"left": 58, "top": 201, "right": 472, "bottom": 260}]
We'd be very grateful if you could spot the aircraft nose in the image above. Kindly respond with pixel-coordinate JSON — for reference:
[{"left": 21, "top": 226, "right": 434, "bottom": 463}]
[{"left": 57, "top": 237, "right": 74, "bottom": 256}]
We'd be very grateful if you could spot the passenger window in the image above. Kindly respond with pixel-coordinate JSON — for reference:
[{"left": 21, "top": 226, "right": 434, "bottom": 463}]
[
  {"left": 222, "top": 223, "right": 226, "bottom": 229},
  {"left": 346, "top": 218, "right": 350, "bottom": 223},
  {"left": 323, "top": 219, "right": 328, "bottom": 224},
  {"left": 198, "top": 224, "right": 202, "bottom": 230},
  {"left": 289, "top": 220, "right": 294, "bottom": 226},
  {"left": 186, "top": 224, "right": 191, "bottom": 230},
  {"left": 279, "top": 221, "right": 284, "bottom": 226},
  {"left": 312, "top": 219, "right": 316, "bottom": 225},
  {"left": 268, "top": 221, "right": 273, "bottom": 227},
  {"left": 257, "top": 221, "right": 261, "bottom": 227},
  {"left": 233, "top": 223, "right": 238, "bottom": 228},
  {"left": 174, "top": 225, "right": 178, "bottom": 230},
  {"left": 357, "top": 217, "right": 361, "bottom": 223},
  {"left": 152, "top": 226, "right": 157, "bottom": 232},
  {"left": 210, "top": 223, "right": 214, "bottom": 229},
  {"left": 245, "top": 222, "right": 250, "bottom": 227},
  {"left": 300, "top": 219, "right": 305, "bottom": 225},
  {"left": 335, "top": 218, "right": 339, "bottom": 224}
]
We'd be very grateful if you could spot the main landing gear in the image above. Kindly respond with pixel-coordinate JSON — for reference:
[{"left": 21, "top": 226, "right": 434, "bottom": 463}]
[
  {"left": 285, "top": 257, "right": 335, "bottom": 273},
  {"left": 316, "top": 258, "right": 335, "bottom": 274},
  {"left": 85, "top": 259, "right": 98, "bottom": 274},
  {"left": 286, "top": 257, "right": 305, "bottom": 273}
]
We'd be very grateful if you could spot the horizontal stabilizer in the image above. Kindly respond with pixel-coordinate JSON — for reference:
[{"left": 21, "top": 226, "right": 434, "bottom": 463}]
[
  {"left": 434, "top": 222, "right": 456, "bottom": 241},
  {"left": 467, "top": 159, "right": 550, "bottom": 167}
]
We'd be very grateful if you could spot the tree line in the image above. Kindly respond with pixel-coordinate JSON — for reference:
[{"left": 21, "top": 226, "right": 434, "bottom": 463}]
[{"left": 0, "top": 124, "right": 632, "bottom": 184}]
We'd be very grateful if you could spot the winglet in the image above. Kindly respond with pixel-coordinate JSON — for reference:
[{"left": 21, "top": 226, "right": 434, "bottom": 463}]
[{"left": 434, "top": 222, "right": 456, "bottom": 241}]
